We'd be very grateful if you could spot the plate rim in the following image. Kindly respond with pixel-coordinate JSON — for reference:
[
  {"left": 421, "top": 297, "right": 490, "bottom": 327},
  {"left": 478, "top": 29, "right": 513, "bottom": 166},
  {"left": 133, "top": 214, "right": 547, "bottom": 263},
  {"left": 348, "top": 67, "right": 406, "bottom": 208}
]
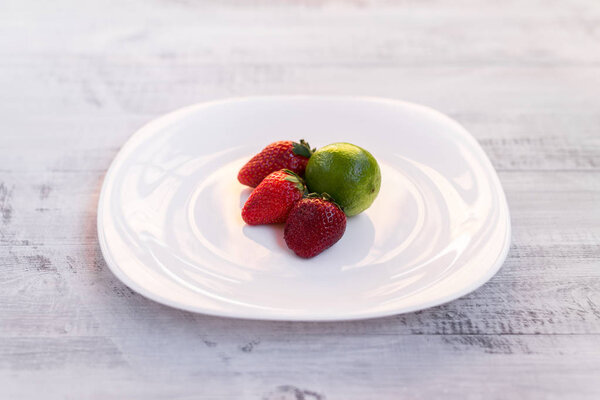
[{"left": 97, "top": 95, "right": 512, "bottom": 321}]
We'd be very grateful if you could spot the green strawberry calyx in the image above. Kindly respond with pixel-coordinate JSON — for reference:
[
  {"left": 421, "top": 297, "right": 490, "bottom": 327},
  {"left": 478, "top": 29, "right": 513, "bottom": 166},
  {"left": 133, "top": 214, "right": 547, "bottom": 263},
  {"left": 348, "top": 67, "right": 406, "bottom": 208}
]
[
  {"left": 304, "top": 192, "right": 344, "bottom": 211},
  {"left": 283, "top": 169, "right": 307, "bottom": 193},
  {"left": 291, "top": 139, "right": 315, "bottom": 158}
]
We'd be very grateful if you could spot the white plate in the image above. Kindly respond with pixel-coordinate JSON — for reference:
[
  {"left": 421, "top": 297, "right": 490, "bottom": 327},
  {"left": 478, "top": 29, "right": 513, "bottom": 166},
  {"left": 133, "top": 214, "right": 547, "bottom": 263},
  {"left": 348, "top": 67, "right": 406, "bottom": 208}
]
[{"left": 98, "top": 97, "right": 510, "bottom": 321}]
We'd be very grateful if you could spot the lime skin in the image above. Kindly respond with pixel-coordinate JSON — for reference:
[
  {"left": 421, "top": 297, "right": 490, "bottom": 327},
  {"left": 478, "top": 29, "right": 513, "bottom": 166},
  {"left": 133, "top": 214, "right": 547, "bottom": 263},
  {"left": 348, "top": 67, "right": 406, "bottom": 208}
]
[{"left": 305, "top": 143, "right": 381, "bottom": 217}]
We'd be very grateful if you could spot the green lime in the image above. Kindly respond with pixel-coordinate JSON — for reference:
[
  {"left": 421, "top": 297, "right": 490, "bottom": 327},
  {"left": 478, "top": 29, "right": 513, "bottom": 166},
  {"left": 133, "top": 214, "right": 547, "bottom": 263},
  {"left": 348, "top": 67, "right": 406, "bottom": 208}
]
[{"left": 305, "top": 143, "right": 381, "bottom": 216}]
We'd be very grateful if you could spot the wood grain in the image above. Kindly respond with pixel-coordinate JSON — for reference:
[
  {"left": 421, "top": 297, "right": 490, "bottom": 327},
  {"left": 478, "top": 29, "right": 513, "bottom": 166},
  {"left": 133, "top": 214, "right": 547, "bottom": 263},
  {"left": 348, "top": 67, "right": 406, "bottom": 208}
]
[{"left": 1, "top": 0, "right": 599, "bottom": 399}]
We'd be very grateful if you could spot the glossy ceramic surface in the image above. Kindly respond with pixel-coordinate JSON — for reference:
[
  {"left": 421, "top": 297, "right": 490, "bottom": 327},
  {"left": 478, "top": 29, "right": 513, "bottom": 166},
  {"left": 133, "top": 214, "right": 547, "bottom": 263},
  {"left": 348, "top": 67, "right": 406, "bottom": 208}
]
[{"left": 97, "top": 97, "right": 511, "bottom": 320}]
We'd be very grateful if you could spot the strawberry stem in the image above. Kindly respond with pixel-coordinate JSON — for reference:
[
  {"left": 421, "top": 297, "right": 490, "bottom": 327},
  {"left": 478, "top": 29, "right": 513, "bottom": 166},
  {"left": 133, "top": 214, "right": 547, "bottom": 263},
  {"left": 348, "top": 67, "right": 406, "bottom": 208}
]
[
  {"left": 304, "top": 192, "right": 344, "bottom": 211},
  {"left": 292, "top": 139, "right": 314, "bottom": 158},
  {"left": 283, "top": 169, "right": 307, "bottom": 193}
]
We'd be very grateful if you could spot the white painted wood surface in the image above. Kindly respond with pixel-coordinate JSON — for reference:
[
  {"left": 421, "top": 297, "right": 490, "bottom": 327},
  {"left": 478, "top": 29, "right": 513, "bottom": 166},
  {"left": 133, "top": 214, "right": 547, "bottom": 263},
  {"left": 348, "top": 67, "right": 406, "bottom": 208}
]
[{"left": 1, "top": 0, "right": 599, "bottom": 398}]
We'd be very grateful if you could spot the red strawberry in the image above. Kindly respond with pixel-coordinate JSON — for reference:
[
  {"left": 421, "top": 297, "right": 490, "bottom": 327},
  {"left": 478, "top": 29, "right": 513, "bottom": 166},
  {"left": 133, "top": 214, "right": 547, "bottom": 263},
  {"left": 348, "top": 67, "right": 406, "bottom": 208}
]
[
  {"left": 238, "top": 140, "right": 314, "bottom": 187},
  {"left": 242, "top": 170, "right": 306, "bottom": 225},
  {"left": 284, "top": 193, "right": 347, "bottom": 258}
]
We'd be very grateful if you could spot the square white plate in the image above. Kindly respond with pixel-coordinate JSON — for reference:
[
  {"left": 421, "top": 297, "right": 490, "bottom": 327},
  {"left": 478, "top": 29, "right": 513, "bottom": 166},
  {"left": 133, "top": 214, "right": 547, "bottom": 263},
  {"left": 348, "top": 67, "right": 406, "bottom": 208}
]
[{"left": 97, "top": 97, "right": 510, "bottom": 320}]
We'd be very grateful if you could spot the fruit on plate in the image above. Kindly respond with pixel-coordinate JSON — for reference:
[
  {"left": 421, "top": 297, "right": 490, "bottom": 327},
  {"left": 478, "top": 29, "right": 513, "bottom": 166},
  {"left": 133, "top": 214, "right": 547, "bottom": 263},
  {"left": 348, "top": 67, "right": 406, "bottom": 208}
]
[
  {"left": 238, "top": 140, "right": 314, "bottom": 187},
  {"left": 239, "top": 140, "right": 378, "bottom": 259},
  {"left": 242, "top": 169, "right": 307, "bottom": 225},
  {"left": 284, "top": 193, "right": 347, "bottom": 258},
  {"left": 304, "top": 142, "right": 380, "bottom": 217}
]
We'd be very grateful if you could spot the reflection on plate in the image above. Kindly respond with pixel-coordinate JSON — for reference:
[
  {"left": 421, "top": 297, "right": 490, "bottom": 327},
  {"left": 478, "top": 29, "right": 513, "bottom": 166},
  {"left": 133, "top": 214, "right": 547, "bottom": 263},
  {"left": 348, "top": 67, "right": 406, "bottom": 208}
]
[{"left": 97, "top": 97, "right": 510, "bottom": 320}]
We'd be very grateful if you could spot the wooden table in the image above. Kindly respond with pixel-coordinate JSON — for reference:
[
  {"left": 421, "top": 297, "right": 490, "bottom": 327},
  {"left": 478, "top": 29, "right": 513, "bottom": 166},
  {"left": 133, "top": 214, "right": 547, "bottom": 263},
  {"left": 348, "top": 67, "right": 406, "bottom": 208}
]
[{"left": 2, "top": 1, "right": 599, "bottom": 398}]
